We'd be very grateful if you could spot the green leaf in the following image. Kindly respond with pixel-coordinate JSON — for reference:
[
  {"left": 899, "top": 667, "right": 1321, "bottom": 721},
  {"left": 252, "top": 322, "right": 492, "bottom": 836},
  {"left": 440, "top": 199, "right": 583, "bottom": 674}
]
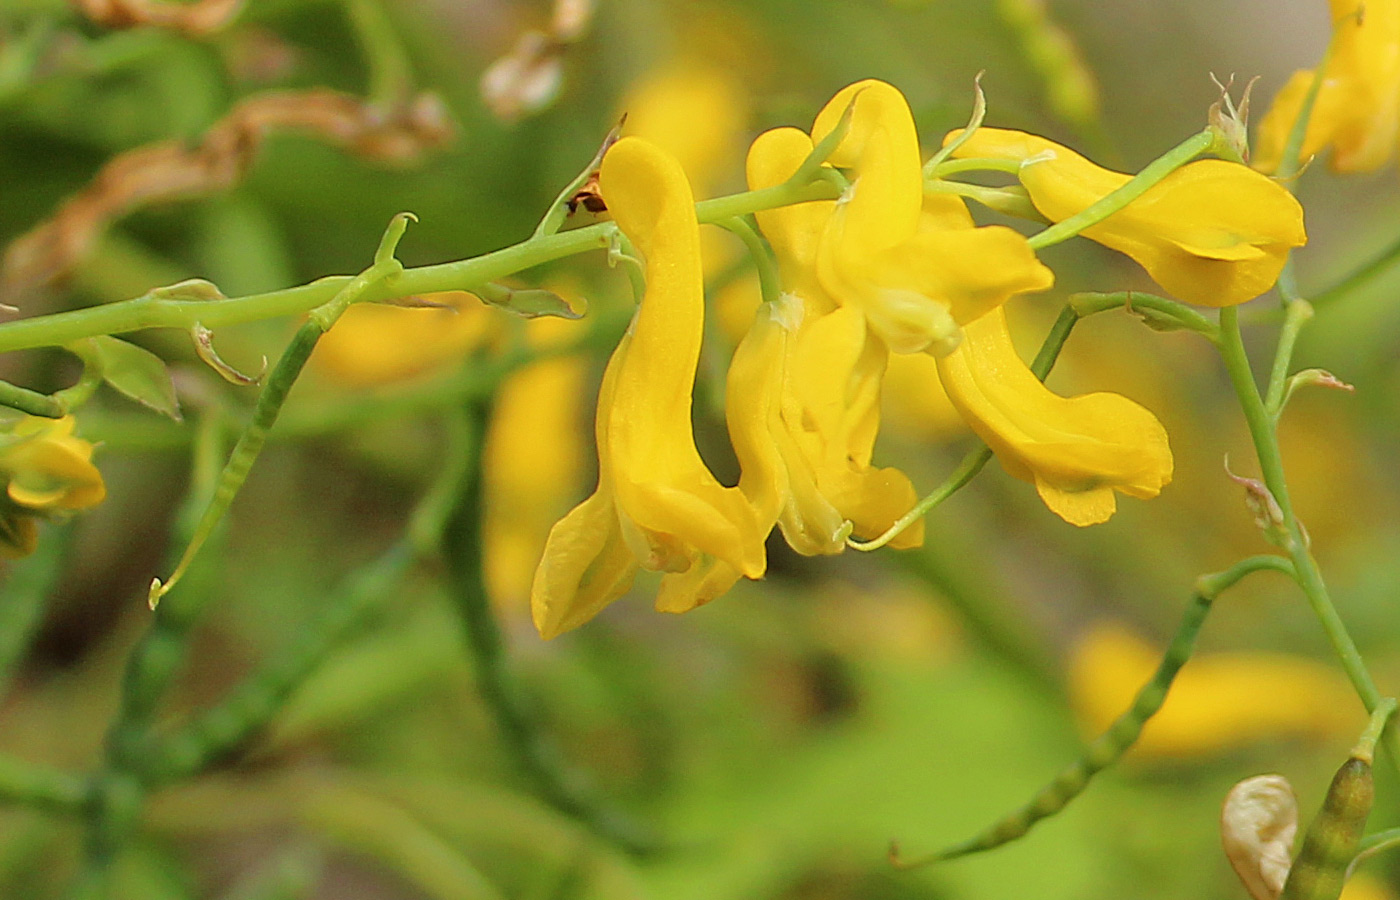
[{"left": 89, "top": 336, "right": 181, "bottom": 421}]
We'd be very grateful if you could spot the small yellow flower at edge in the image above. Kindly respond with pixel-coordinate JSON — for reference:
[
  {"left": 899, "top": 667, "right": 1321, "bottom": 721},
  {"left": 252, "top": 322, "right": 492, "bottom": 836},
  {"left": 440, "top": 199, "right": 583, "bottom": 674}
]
[
  {"left": 0, "top": 416, "right": 106, "bottom": 559},
  {"left": 530, "top": 136, "right": 767, "bottom": 640}
]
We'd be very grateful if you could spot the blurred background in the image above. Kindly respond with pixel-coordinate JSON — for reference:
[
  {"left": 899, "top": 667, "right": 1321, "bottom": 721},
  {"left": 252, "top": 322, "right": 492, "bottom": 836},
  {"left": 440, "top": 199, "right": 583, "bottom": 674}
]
[{"left": 1, "top": 0, "right": 1399, "bottom": 897}]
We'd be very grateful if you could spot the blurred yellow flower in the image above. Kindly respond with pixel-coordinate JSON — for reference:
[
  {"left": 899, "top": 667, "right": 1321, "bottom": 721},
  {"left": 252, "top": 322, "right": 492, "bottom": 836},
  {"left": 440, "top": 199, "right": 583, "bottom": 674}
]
[
  {"left": 1341, "top": 873, "right": 1400, "bottom": 900},
  {"left": 312, "top": 293, "right": 498, "bottom": 387},
  {"left": 937, "top": 307, "right": 1173, "bottom": 526},
  {"left": 948, "top": 127, "right": 1306, "bottom": 307},
  {"left": 812, "top": 81, "right": 1054, "bottom": 355},
  {"left": 1255, "top": 0, "right": 1400, "bottom": 174},
  {"left": 482, "top": 317, "right": 587, "bottom": 609},
  {"left": 531, "top": 136, "right": 766, "bottom": 639},
  {"left": 0, "top": 416, "right": 106, "bottom": 558},
  {"left": 621, "top": 62, "right": 748, "bottom": 197},
  {"left": 1069, "top": 623, "right": 1360, "bottom": 758}
]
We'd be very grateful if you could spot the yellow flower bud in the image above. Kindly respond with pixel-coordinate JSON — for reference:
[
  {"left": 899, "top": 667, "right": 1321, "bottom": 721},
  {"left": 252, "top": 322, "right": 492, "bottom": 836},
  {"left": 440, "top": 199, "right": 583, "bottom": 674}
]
[
  {"left": 948, "top": 127, "right": 1306, "bottom": 307},
  {"left": 0, "top": 416, "right": 106, "bottom": 560}
]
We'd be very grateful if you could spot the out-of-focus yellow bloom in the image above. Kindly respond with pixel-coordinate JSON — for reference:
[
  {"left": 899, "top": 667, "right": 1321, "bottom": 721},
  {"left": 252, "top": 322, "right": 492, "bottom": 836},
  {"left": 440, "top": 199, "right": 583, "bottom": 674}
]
[
  {"left": 313, "top": 293, "right": 498, "bottom": 387},
  {"left": 621, "top": 62, "right": 748, "bottom": 197},
  {"left": 1255, "top": 0, "right": 1400, "bottom": 174},
  {"left": 937, "top": 307, "right": 1173, "bottom": 526},
  {"left": 1069, "top": 623, "right": 1360, "bottom": 758},
  {"left": 948, "top": 127, "right": 1306, "bottom": 307},
  {"left": 1341, "top": 873, "right": 1400, "bottom": 900},
  {"left": 0, "top": 416, "right": 106, "bottom": 558},
  {"left": 730, "top": 125, "right": 922, "bottom": 553},
  {"left": 531, "top": 137, "right": 766, "bottom": 639},
  {"left": 812, "top": 81, "right": 1054, "bottom": 355},
  {"left": 483, "top": 317, "right": 586, "bottom": 608}
]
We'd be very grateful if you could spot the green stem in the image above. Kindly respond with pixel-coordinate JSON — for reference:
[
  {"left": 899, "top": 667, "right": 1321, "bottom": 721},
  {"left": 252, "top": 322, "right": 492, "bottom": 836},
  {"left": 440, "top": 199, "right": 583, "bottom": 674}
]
[
  {"left": 929, "top": 157, "right": 1022, "bottom": 178},
  {"left": 892, "top": 554, "right": 1294, "bottom": 868},
  {"left": 438, "top": 397, "right": 659, "bottom": 854},
  {"left": 1217, "top": 306, "right": 1400, "bottom": 773},
  {"left": 1263, "top": 297, "right": 1315, "bottom": 418},
  {"left": 716, "top": 216, "right": 780, "bottom": 306},
  {"left": 141, "top": 543, "right": 414, "bottom": 785},
  {"left": 1027, "top": 130, "right": 1214, "bottom": 251},
  {"left": 1067, "top": 291, "right": 1220, "bottom": 339},
  {"left": 0, "top": 751, "right": 87, "bottom": 814},
  {"left": 345, "top": 0, "right": 413, "bottom": 108},
  {"left": 849, "top": 303, "right": 1079, "bottom": 551},
  {"left": 0, "top": 379, "right": 65, "bottom": 417},
  {"left": 1310, "top": 233, "right": 1400, "bottom": 308},
  {"left": 0, "top": 182, "right": 839, "bottom": 355}
]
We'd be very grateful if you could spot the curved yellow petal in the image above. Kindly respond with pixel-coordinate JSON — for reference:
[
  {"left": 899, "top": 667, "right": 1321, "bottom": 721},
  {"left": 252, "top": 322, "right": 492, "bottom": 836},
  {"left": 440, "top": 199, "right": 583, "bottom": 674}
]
[
  {"left": 949, "top": 127, "right": 1305, "bottom": 307},
  {"left": 2, "top": 416, "right": 106, "bottom": 512},
  {"left": 935, "top": 307, "right": 1172, "bottom": 525},
  {"left": 600, "top": 136, "right": 767, "bottom": 580},
  {"left": 811, "top": 80, "right": 923, "bottom": 257},
  {"left": 747, "top": 126, "right": 835, "bottom": 310},
  {"left": 531, "top": 487, "right": 639, "bottom": 640}
]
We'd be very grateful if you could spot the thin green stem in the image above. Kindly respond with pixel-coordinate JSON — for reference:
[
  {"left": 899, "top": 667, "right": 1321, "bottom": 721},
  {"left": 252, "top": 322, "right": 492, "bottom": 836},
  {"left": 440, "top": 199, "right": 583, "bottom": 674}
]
[
  {"left": 345, "top": 0, "right": 413, "bottom": 108},
  {"left": 0, "top": 181, "right": 838, "bottom": 355},
  {"left": 1311, "top": 233, "right": 1400, "bottom": 308},
  {"left": 532, "top": 125, "right": 620, "bottom": 239},
  {"left": 892, "top": 554, "right": 1294, "bottom": 868},
  {"left": 716, "top": 216, "right": 780, "bottom": 306},
  {"left": 1067, "top": 291, "right": 1220, "bottom": 340},
  {"left": 0, "top": 751, "right": 87, "bottom": 814},
  {"left": 1264, "top": 298, "right": 1315, "bottom": 418},
  {"left": 0, "top": 379, "right": 65, "bottom": 417},
  {"left": 849, "top": 303, "right": 1079, "bottom": 552},
  {"left": 1217, "top": 306, "right": 1400, "bottom": 775},
  {"left": 438, "top": 397, "right": 660, "bottom": 854},
  {"left": 929, "top": 157, "right": 1022, "bottom": 178},
  {"left": 1027, "top": 130, "right": 1215, "bottom": 250},
  {"left": 141, "top": 543, "right": 414, "bottom": 785}
]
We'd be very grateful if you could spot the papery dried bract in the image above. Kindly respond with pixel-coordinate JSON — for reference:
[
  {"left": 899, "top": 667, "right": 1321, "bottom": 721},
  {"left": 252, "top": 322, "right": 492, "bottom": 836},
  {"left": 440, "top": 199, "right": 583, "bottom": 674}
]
[{"left": 1223, "top": 774, "right": 1298, "bottom": 900}]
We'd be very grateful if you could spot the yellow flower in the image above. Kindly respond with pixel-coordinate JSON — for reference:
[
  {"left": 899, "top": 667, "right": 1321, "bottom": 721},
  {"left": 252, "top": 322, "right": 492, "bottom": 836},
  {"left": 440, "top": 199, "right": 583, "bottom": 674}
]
[
  {"left": 935, "top": 306, "right": 1173, "bottom": 526},
  {"left": 313, "top": 292, "right": 498, "bottom": 387},
  {"left": 811, "top": 81, "right": 1055, "bottom": 355},
  {"left": 0, "top": 416, "right": 106, "bottom": 559},
  {"left": 1255, "top": 0, "right": 1400, "bottom": 174},
  {"left": 947, "top": 127, "right": 1306, "bottom": 307},
  {"left": 730, "top": 125, "right": 922, "bottom": 553},
  {"left": 530, "top": 136, "right": 766, "bottom": 639},
  {"left": 1069, "top": 623, "right": 1360, "bottom": 758}
]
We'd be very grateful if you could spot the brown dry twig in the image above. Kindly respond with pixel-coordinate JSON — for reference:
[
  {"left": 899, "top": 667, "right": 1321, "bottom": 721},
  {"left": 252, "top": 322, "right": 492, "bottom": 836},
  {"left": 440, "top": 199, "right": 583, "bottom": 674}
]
[
  {"left": 0, "top": 88, "right": 454, "bottom": 308},
  {"left": 72, "top": 0, "right": 247, "bottom": 37}
]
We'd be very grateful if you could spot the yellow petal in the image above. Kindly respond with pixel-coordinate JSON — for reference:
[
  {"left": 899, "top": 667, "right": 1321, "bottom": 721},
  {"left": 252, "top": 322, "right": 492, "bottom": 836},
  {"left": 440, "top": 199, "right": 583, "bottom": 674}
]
[
  {"left": 2, "top": 417, "right": 106, "bottom": 511},
  {"left": 747, "top": 126, "right": 836, "bottom": 310},
  {"left": 530, "top": 487, "right": 639, "bottom": 640},
  {"left": 949, "top": 127, "right": 1306, "bottom": 307},
  {"left": 935, "top": 306, "right": 1172, "bottom": 525},
  {"left": 600, "top": 136, "right": 767, "bottom": 580}
]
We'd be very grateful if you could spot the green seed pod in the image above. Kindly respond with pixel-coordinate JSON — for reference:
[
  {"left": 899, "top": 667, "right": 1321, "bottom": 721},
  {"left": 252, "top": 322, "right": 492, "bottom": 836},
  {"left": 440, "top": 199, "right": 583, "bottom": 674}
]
[{"left": 1279, "top": 755, "right": 1374, "bottom": 900}]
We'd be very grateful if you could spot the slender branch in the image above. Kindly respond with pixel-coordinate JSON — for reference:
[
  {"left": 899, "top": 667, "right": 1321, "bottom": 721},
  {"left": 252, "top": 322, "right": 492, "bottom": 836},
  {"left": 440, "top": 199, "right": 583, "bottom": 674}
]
[
  {"left": 1218, "top": 306, "right": 1400, "bottom": 775},
  {"left": 0, "top": 180, "right": 839, "bottom": 355},
  {"left": 1264, "top": 297, "right": 1315, "bottom": 418},
  {"left": 141, "top": 543, "right": 414, "bottom": 785},
  {"left": 0, "top": 751, "right": 87, "bottom": 814},
  {"left": 1311, "top": 233, "right": 1400, "bottom": 308},
  {"left": 891, "top": 554, "right": 1295, "bottom": 868},
  {"left": 438, "top": 397, "right": 660, "bottom": 854}
]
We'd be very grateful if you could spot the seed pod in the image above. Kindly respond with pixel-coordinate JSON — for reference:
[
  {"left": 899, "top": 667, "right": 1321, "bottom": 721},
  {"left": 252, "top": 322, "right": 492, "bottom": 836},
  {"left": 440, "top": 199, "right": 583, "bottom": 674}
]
[
  {"left": 1279, "top": 755, "right": 1374, "bottom": 900},
  {"left": 1222, "top": 774, "right": 1297, "bottom": 900}
]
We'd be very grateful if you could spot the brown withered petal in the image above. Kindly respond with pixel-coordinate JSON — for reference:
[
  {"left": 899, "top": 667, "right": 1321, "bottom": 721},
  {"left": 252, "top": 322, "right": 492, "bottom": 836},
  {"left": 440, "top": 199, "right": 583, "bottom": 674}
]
[
  {"left": 75, "top": 0, "right": 247, "bottom": 36},
  {"left": 0, "top": 89, "right": 453, "bottom": 307}
]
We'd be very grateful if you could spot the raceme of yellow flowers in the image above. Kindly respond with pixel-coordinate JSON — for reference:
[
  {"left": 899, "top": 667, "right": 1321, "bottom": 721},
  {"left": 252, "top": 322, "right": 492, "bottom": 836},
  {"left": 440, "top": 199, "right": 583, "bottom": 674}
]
[{"left": 531, "top": 78, "right": 1305, "bottom": 638}]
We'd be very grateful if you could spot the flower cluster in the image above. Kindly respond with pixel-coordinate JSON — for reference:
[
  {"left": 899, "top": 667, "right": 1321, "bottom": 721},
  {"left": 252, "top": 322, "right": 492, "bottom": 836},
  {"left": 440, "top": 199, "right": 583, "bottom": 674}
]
[
  {"left": 0, "top": 416, "right": 106, "bottom": 558},
  {"left": 529, "top": 78, "right": 1306, "bottom": 638}
]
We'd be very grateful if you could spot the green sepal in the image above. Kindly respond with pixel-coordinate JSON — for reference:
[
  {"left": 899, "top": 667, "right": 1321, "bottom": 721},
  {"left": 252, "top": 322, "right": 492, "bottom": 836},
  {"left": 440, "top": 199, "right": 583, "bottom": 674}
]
[
  {"left": 475, "top": 282, "right": 585, "bottom": 319},
  {"left": 78, "top": 336, "right": 182, "bottom": 421}
]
